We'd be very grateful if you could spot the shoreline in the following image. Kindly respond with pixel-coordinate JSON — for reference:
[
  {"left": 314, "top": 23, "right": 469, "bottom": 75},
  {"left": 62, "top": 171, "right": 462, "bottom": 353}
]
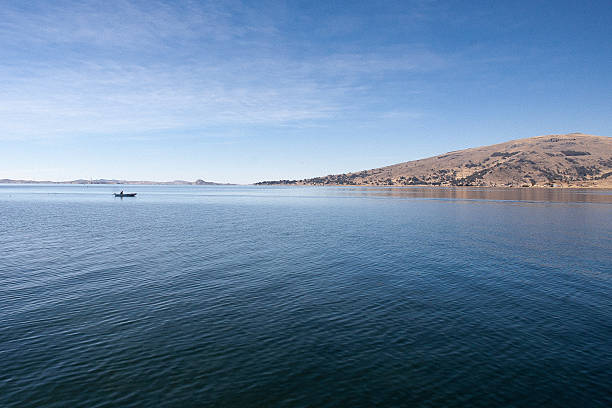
[
  {"left": 1, "top": 182, "right": 611, "bottom": 190},
  {"left": 253, "top": 183, "right": 612, "bottom": 189}
]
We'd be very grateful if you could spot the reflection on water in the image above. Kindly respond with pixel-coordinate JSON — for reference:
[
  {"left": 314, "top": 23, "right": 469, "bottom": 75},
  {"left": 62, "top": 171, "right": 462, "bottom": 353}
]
[
  {"left": 1, "top": 184, "right": 611, "bottom": 204},
  {"left": 338, "top": 186, "right": 612, "bottom": 203}
]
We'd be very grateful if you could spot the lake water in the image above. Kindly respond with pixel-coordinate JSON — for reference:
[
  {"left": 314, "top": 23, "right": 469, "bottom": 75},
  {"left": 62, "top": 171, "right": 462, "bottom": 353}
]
[{"left": 1, "top": 184, "right": 611, "bottom": 407}]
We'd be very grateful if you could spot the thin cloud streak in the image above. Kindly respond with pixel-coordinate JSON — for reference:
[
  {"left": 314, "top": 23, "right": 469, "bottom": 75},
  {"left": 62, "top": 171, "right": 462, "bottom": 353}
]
[{"left": 0, "top": 0, "right": 446, "bottom": 141}]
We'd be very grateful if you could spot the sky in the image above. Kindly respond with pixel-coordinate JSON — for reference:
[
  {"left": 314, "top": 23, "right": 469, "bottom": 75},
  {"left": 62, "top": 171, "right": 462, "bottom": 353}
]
[{"left": 1, "top": 0, "right": 611, "bottom": 183}]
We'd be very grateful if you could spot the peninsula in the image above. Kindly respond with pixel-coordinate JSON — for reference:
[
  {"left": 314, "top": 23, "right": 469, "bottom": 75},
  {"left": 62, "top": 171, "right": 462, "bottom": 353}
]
[{"left": 256, "top": 133, "right": 612, "bottom": 188}]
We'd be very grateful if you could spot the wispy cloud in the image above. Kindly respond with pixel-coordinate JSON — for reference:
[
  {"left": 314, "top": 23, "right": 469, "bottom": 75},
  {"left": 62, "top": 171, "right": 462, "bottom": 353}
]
[
  {"left": 0, "top": 0, "right": 447, "bottom": 140},
  {"left": 0, "top": 0, "right": 277, "bottom": 49},
  {"left": 380, "top": 110, "right": 425, "bottom": 120}
]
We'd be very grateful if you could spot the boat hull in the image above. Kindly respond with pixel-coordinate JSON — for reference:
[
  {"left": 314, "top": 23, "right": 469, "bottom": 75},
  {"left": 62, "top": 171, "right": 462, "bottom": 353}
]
[{"left": 113, "top": 193, "right": 137, "bottom": 197}]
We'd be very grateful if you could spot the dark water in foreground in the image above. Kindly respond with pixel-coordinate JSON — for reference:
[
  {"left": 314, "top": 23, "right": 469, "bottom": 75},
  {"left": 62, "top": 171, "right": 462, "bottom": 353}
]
[{"left": 1, "top": 185, "right": 611, "bottom": 407}]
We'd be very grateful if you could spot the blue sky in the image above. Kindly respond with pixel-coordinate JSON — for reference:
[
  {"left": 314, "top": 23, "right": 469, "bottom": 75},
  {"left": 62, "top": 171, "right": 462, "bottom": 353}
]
[{"left": 1, "top": 0, "right": 610, "bottom": 183}]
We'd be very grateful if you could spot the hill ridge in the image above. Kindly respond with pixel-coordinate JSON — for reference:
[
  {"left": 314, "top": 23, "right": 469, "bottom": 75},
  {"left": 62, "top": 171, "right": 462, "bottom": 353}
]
[
  {"left": 0, "top": 179, "right": 234, "bottom": 185},
  {"left": 256, "top": 133, "right": 612, "bottom": 188}
]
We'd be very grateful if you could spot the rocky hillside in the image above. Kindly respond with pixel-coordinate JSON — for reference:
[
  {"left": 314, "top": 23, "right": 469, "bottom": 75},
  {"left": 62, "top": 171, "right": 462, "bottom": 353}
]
[{"left": 257, "top": 133, "right": 612, "bottom": 188}]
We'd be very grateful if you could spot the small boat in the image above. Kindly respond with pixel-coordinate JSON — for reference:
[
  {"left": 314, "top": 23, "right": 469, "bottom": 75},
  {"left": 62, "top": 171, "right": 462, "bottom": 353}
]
[{"left": 113, "top": 192, "right": 137, "bottom": 197}]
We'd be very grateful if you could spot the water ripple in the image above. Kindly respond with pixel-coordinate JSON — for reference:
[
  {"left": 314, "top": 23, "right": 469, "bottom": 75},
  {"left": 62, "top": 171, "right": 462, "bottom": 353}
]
[{"left": 1, "top": 186, "right": 610, "bottom": 407}]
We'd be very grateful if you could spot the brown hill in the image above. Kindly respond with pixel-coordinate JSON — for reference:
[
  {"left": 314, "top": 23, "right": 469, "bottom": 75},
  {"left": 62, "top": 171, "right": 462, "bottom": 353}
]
[{"left": 258, "top": 133, "right": 612, "bottom": 188}]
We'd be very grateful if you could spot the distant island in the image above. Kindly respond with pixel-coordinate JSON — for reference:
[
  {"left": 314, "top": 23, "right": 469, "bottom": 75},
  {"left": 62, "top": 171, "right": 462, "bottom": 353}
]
[
  {"left": 256, "top": 133, "right": 612, "bottom": 188},
  {"left": 0, "top": 179, "right": 234, "bottom": 186}
]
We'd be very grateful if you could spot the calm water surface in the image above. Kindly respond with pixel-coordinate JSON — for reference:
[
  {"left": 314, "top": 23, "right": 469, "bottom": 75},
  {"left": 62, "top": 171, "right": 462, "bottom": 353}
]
[{"left": 1, "top": 185, "right": 611, "bottom": 407}]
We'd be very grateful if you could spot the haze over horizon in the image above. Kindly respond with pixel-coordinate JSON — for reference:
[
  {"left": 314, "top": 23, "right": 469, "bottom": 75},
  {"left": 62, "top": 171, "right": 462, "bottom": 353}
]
[{"left": 1, "top": 0, "right": 611, "bottom": 184}]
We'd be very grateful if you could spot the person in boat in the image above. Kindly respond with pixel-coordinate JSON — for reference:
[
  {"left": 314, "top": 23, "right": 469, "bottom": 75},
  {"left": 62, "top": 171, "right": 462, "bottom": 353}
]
[{"left": 120, "top": 190, "right": 123, "bottom": 195}]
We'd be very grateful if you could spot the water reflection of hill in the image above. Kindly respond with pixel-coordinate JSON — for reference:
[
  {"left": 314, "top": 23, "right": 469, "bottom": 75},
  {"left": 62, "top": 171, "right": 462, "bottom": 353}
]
[{"left": 341, "top": 187, "right": 612, "bottom": 204}]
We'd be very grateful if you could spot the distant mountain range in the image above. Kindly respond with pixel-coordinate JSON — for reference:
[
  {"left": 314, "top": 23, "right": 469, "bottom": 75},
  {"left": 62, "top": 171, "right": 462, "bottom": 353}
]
[
  {"left": 0, "top": 178, "right": 233, "bottom": 185},
  {"left": 256, "top": 133, "right": 612, "bottom": 188}
]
